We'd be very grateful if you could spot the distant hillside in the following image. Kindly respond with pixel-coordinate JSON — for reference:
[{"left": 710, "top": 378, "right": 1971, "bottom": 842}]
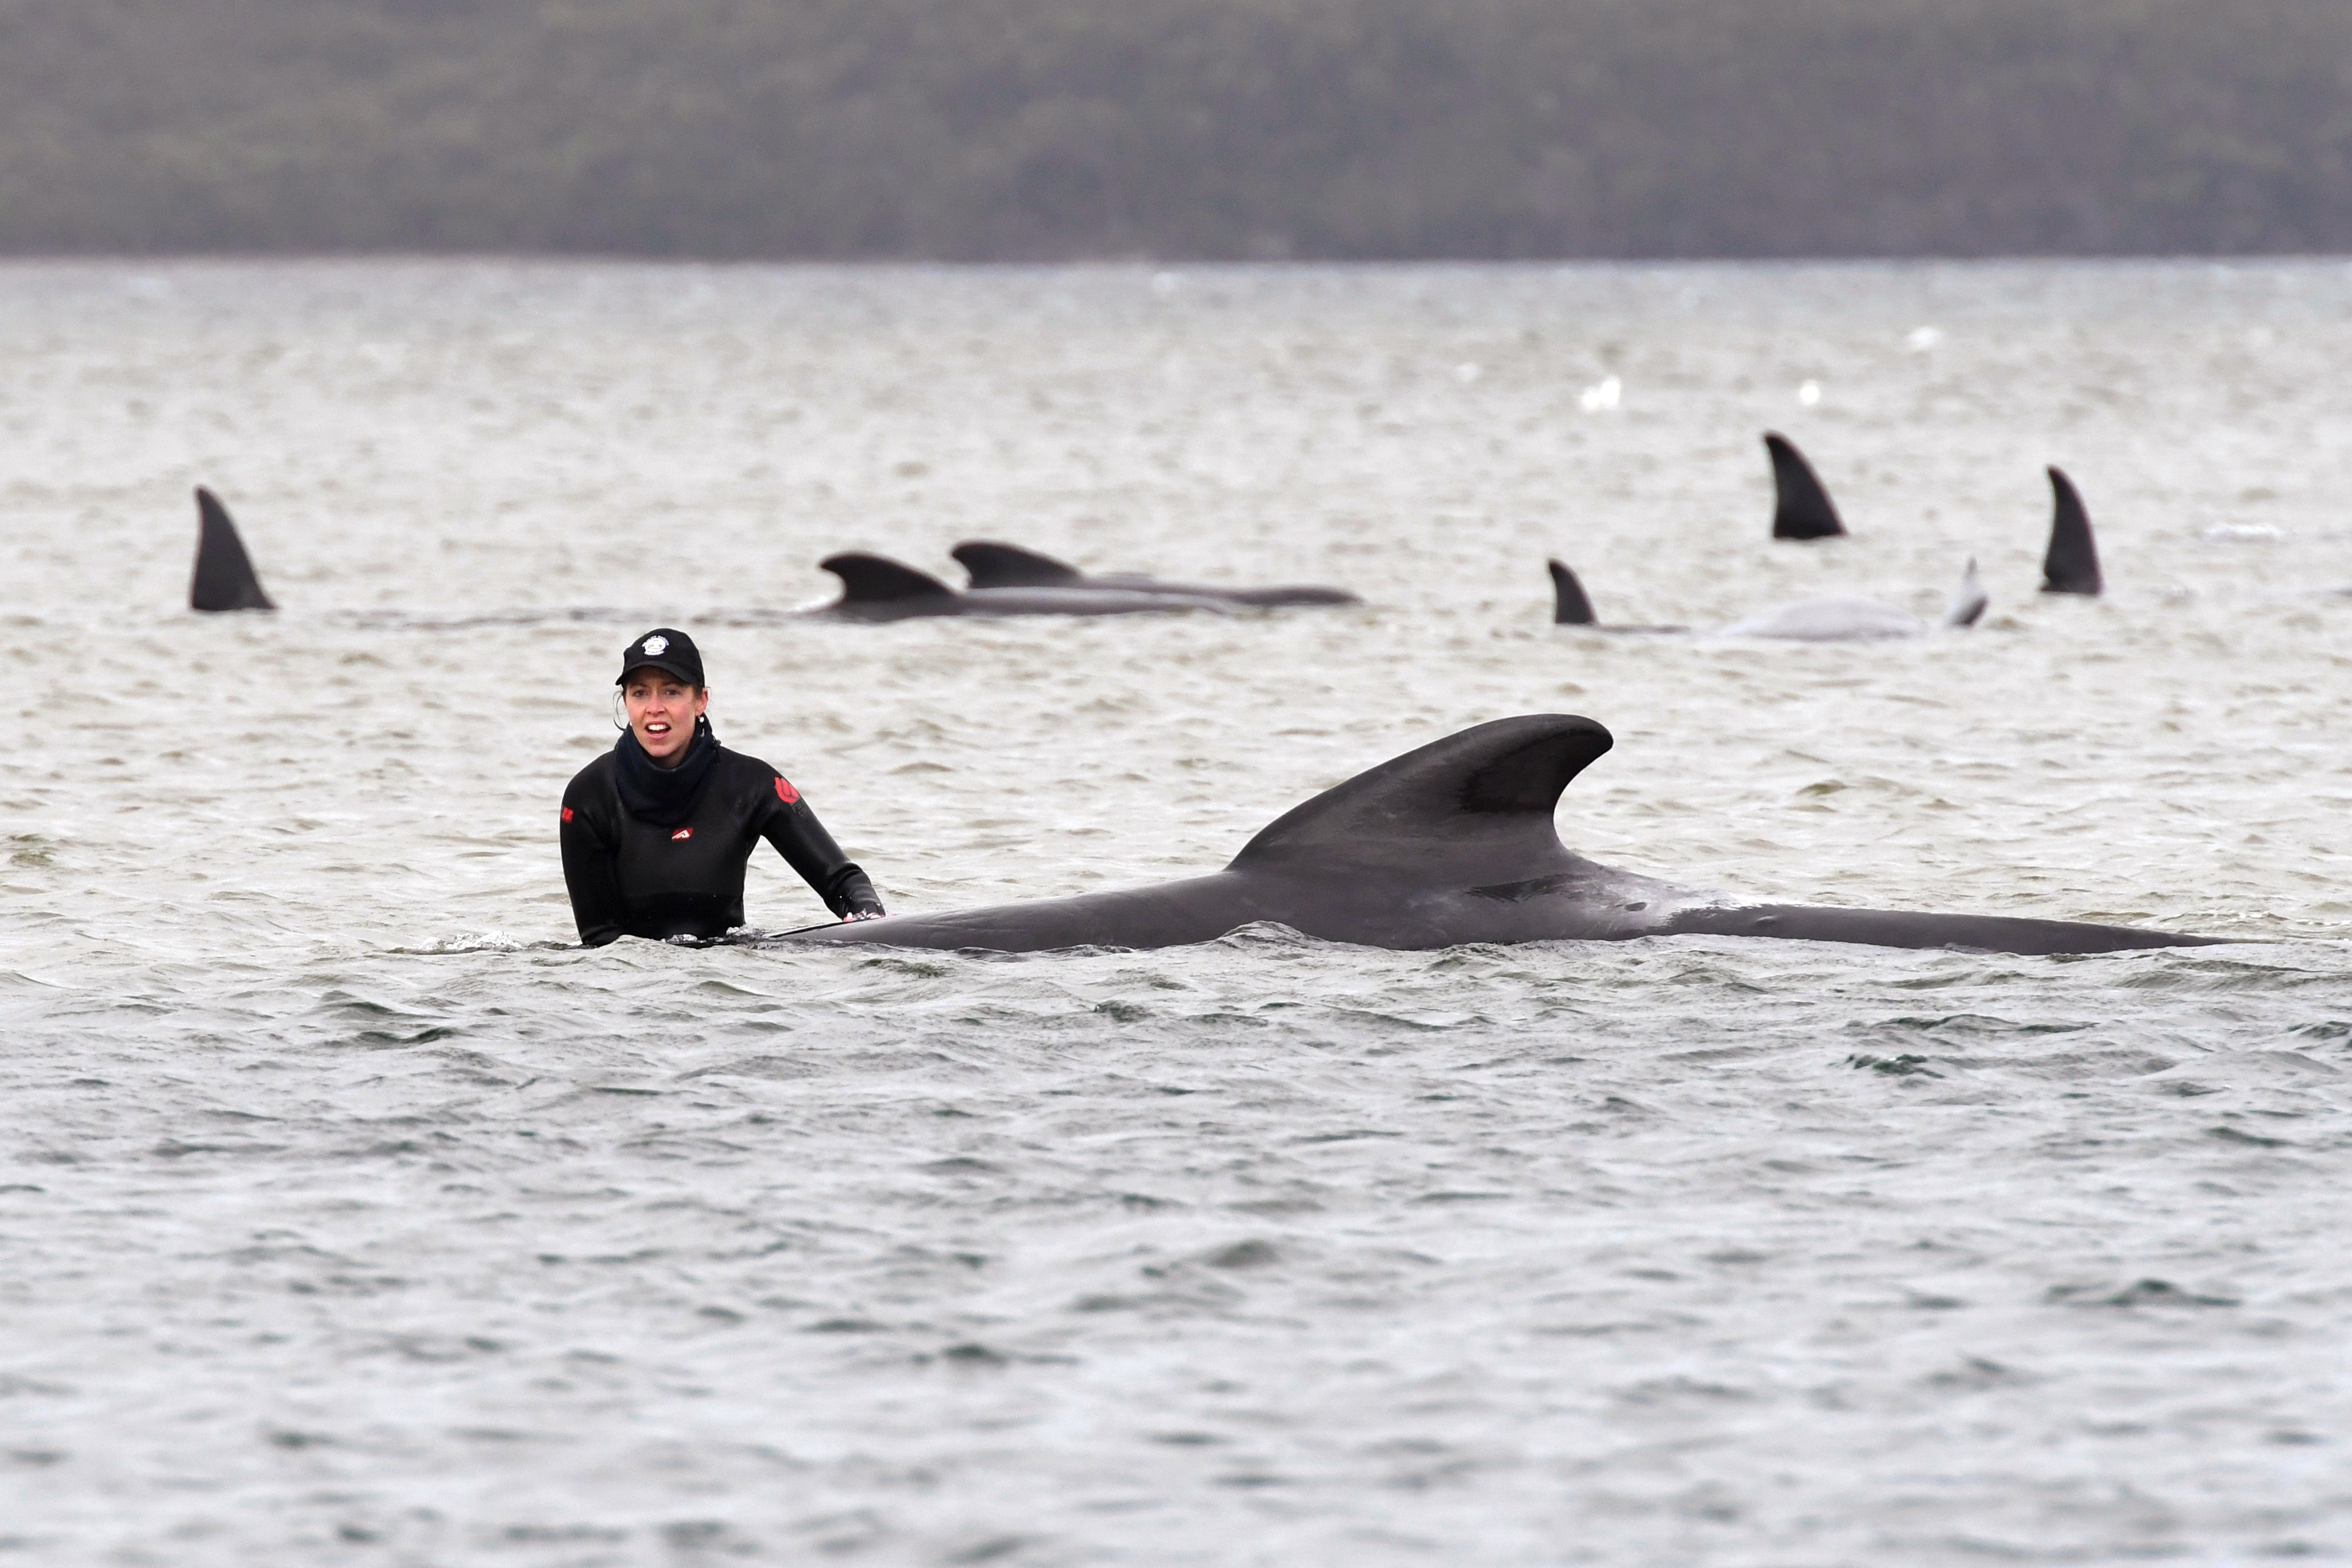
[{"left": 2, "top": 0, "right": 2348, "bottom": 259}]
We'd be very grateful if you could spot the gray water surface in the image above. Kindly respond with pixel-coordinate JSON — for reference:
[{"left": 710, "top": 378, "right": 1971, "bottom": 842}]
[{"left": 3, "top": 261, "right": 2350, "bottom": 1564}]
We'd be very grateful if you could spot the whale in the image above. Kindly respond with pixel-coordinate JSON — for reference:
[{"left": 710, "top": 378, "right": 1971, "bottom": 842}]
[
  {"left": 1548, "top": 558, "right": 1986, "bottom": 642},
  {"left": 1547, "top": 561, "right": 1687, "bottom": 633},
  {"left": 1767, "top": 433, "right": 1846, "bottom": 540},
  {"left": 190, "top": 487, "right": 275, "bottom": 612},
  {"left": 2041, "top": 467, "right": 2103, "bottom": 595},
  {"left": 788, "top": 715, "right": 2219, "bottom": 957},
  {"left": 950, "top": 541, "right": 1360, "bottom": 607},
  {"left": 810, "top": 552, "right": 1232, "bottom": 621},
  {"left": 1723, "top": 560, "right": 1986, "bottom": 640}
]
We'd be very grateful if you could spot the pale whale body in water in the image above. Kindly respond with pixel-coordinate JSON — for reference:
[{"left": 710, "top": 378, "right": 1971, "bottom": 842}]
[
  {"left": 792, "top": 716, "right": 2219, "bottom": 957},
  {"left": 951, "top": 540, "right": 1360, "bottom": 607},
  {"left": 1721, "top": 561, "right": 1987, "bottom": 640},
  {"left": 1550, "top": 559, "right": 1987, "bottom": 641}
]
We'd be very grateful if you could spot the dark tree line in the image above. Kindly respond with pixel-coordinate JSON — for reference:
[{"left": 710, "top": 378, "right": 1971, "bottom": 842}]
[{"left": 1, "top": 0, "right": 2347, "bottom": 259}]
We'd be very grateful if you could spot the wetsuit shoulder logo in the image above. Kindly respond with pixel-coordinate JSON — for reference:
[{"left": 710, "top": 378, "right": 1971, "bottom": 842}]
[
  {"left": 670, "top": 826, "right": 693, "bottom": 841},
  {"left": 774, "top": 776, "right": 800, "bottom": 805},
  {"left": 642, "top": 635, "right": 669, "bottom": 655},
  {"left": 562, "top": 806, "right": 574, "bottom": 822}
]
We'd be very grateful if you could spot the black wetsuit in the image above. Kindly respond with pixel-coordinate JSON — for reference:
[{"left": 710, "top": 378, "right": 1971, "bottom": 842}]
[{"left": 560, "top": 723, "right": 883, "bottom": 946}]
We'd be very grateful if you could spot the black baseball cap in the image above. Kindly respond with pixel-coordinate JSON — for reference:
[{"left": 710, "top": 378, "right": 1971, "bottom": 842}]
[{"left": 617, "top": 628, "right": 705, "bottom": 687}]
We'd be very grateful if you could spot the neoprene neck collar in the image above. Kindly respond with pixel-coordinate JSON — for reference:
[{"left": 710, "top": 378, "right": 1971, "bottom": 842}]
[{"left": 613, "top": 716, "right": 720, "bottom": 825}]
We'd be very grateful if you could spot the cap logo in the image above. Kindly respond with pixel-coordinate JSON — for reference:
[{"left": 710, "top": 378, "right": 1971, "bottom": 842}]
[{"left": 642, "top": 635, "right": 669, "bottom": 655}]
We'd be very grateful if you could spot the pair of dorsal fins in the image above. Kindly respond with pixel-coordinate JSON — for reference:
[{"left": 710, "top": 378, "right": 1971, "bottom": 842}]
[
  {"left": 1767, "top": 433, "right": 2102, "bottom": 594},
  {"left": 821, "top": 541, "right": 1081, "bottom": 602}
]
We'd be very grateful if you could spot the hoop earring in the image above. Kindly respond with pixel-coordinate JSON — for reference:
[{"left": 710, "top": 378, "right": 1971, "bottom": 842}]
[{"left": 611, "top": 691, "right": 628, "bottom": 732}]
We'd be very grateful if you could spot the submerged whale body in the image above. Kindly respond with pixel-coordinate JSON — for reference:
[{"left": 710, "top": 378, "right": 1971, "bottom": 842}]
[
  {"left": 792, "top": 716, "right": 2217, "bottom": 957},
  {"left": 1766, "top": 433, "right": 1847, "bottom": 540},
  {"left": 1547, "top": 561, "right": 1687, "bottom": 633},
  {"left": 2041, "top": 467, "right": 2104, "bottom": 595},
  {"left": 1725, "top": 561, "right": 1987, "bottom": 641},
  {"left": 190, "top": 487, "right": 275, "bottom": 612},
  {"left": 1548, "top": 559, "right": 1985, "bottom": 642},
  {"left": 952, "top": 540, "right": 1360, "bottom": 607},
  {"left": 811, "top": 552, "right": 1230, "bottom": 620}
]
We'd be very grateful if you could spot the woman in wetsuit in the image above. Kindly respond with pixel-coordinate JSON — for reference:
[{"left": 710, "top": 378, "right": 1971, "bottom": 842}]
[{"left": 560, "top": 628, "right": 886, "bottom": 946}]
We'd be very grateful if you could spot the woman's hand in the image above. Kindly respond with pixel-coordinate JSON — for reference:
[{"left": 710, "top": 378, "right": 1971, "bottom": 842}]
[{"left": 841, "top": 910, "right": 888, "bottom": 923}]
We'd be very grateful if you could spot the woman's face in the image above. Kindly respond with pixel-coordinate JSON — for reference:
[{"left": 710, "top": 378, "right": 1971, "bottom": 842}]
[{"left": 621, "top": 668, "right": 709, "bottom": 766}]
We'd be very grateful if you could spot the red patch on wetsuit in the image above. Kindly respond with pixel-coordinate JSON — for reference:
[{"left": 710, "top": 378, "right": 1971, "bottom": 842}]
[
  {"left": 774, "top": 776, "right": 800, "bottom": 805},
  {"left": 561, "top": 806, "right": 573, "bottom": 823},
  {"left": 671, "top": 826, "right": 693, "bottom": 841}
]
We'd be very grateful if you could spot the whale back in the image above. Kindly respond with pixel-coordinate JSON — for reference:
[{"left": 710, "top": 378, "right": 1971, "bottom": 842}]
[
  {"left": 1765, "top": 432, "right": 1846, "bottom": 540},
  {"left": 821, "top": 552, "right": 958, "bottom": 603},
  {"left": 2041, "top": 467, "right": 2103, "bottom": 595},
  {"left": 190, "top": 487, "right": 275, "bottom": 612},
  {"left": 1725, "top": 597, "right": 1923, "bottom": 641},
  {"left": 794, "top": 710, "right": 2215, "bottom": 957},
  {"left": 1547, "top": 559, "right": 1597, "bottom": 625},
  {"left": 952, "top": 541, "right": 1083, "bottom": 589},
  {"left": 1229, "top": 714, "right": 1611, "bottom": 884}
]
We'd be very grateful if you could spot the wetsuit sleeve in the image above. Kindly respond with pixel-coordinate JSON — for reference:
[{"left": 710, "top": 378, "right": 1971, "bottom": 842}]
[
  {"left": 560, "top": 788, "right": 629, "bottom": 947},
  {"left": 758, "top": 775, "right": 885, "bottom": 920}
]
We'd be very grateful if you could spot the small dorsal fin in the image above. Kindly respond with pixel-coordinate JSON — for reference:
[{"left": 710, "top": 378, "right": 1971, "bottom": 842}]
[
  {"left": 1229, "top": 714, "right": 1612, "bottom": 884},
  {"left": 1942, "top": 558, "right": 1988, "bottom": 628},
  {"left": 1764, "top": 432, "right": 1846, "bottom": 540},
  {"left": 190, "top": 487, "right": 276, "bottom": 612},
  {"left": 1547, "top": 559, "right": 1597, "bottom": 625},
  {"left": 820, "top": 552, "right": 956, "bottom": 602},
  {"left": 952, "top": 541, "right": 1083, "bottom": 589},
  {"left": 2041, "top": 467, "right": 2103, "bottom": 595}
]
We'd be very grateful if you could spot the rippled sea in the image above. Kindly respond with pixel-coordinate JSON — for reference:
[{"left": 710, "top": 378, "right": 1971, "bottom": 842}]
[{"left": 4, "top": 261, "right": 2351, "bottom": 1564}]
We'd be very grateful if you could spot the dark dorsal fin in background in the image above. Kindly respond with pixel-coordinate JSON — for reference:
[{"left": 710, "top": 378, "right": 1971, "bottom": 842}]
[
  {"left": 1547, "top": 559, "right": 1597, "bottom": 625},
  {"left": 190, "top": 487, "right": 276, "bottom": 611},
  {"left": 1764, "top": 432, "right": 1846, "bottom": 540},
  {"left": 2041, "top": 467, "right": 2103, "bottom": 595},
  {"left": 820, "top": 552, "right": 957, "bottom": 602},
  {"left": 952, "top": 540, "right": 1083, "bottom": 589},
  {"left": 1228, "top": 714, "right": 1613, "bottom": 884}
]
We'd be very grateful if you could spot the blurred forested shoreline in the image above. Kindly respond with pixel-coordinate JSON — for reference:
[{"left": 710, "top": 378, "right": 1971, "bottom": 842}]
[{"left": 3, "top": 0, "right": 2348, "bottom": 261}]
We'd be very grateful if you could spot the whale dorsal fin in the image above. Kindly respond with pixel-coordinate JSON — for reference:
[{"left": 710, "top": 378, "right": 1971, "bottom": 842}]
[
  {"left": 2041, "top": 467, "right": 2103, "bottom": 595},
  {"left": 1942, "top": 558, "right": 1988, "bottom": 628},
  {"left": 1765, "top": 433, "right": 1846, "bottom": 540},
  {"left": 1547, "top": 559, "right": 1597, "bottom": 625},
  {"left": 190, "top": 487, "right": 275, "bottom": 612},
  {"left": 952, "top": 541, "right": 1083, "bottom": 589},
  {"left": 1228, "top": 714, "right": 1612, "bottom": 883},
  {"left": 821, "top": 552, "right": 957, "bottom": 602}
]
